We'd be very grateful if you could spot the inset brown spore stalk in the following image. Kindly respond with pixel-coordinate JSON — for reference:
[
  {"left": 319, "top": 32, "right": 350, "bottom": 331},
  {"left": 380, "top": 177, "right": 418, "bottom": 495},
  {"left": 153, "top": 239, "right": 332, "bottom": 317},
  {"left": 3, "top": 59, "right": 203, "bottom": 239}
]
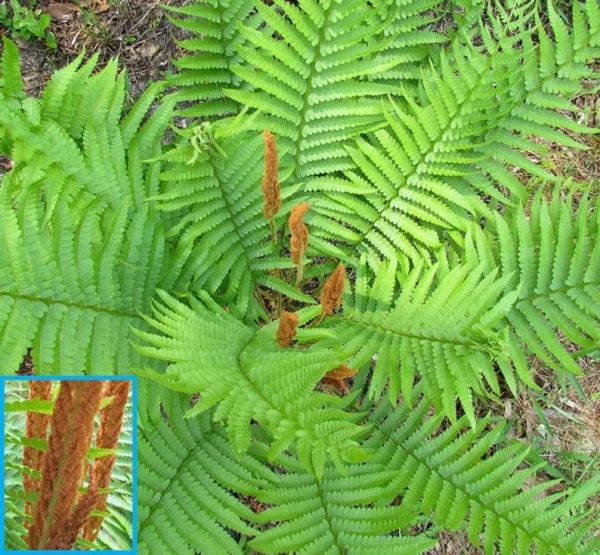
[
  {"left": 289, "top": 201, "right": 310, "bottom": 285},
  {"left": 321, "top": 263, "right": 346, "bottom": 315},
  {"left": 276, "top": 311, "right": 299, "bottom": 348},
  {"left": 23, "top": 381, "right": 52, "bottom": 526},
  {"left": 28, "top": 380, "right": 105, "bottom": 550},
  {"left": 262, "top": 130, "right": 281, "bottom": 227},
  {"left": 83, "top": 380, "right": 131, "bottom": 542},
  {"left": 51, "top": 473, "right": 99, "bottom": 550}
]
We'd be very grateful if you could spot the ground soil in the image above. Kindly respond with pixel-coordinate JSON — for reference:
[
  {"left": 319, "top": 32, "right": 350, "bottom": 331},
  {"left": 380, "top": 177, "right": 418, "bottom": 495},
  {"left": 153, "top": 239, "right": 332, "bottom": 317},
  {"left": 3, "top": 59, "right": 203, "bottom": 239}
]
[{"left": 2, "top": 0, "right": 186, "bottom": 99}]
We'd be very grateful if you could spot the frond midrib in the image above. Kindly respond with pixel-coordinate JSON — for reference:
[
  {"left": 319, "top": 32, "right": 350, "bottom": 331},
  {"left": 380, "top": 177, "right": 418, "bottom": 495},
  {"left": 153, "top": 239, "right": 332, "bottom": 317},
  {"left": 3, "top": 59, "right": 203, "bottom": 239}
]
[
  {"left": 332, "top": 314, "right": 484, "bottom": 349},
  {"left": 0, "top": 291, "right": 140, "bottom": 320},
  {"left": 290, "top": 2, "right": 334, "bottom": 182},
  {"left": 138, "top": 428, "right": 204, "bottom": 537},
  {"left": 514, "top": 278, "right": 600, "bottom": 306},
  {"left": 204, "top": 154, "right": 255, "bottom": 279}
]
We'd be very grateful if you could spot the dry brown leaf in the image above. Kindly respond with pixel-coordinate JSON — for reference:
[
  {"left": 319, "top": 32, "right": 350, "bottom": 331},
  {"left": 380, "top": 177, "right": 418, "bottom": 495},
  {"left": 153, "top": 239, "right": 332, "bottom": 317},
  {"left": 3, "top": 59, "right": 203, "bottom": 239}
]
[
  {"left": 322, "top": 365, "right": 357, "bottom": 394},
  {"left": 46, "top": 3, "right": 80, "bottom": 22},
  {"left": 92, "top": 0, "right": 110, "bottom": 14}
]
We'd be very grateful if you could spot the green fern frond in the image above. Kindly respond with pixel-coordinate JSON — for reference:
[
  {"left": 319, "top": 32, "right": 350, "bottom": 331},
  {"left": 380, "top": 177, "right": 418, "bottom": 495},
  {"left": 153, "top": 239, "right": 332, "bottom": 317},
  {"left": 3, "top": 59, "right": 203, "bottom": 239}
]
[
  {"left": 134, "top": 291, "right": 368, "bottom": 477},
  {"left": 249, "top": 449, "right": 436, "bottom": 555},
  {"left": 365, "top": 394, "right": 600, "bottom": 555},
  {"left": 481, "top": 187, "right": 600, "bottom": 376},
  {"left": 318, "top": 258, "right": 518, "bottom": 426},
  {"left": 306, "top": 35, "right": 521, "bottom": 267},
  {"left": 165, "top": 0, "right": 255, "bottom": 119},
  {"left": 470, "top": 0, "right": 600, "bottom": 188},
  {"left": 152, "top": 131, "right": 293, "bottom": 321},
  {"left": 309, "top": 1, "right": 598, "bottom": 268},
  {"left": 138, "top": 388, "right": 267, "bottom": 555},
  {"left": 0, "top": 189, "right": 168, "bottom": 375},
  {"left": 226, "top": 0, "right": 446, "bottom": 180},
  {"left": 0, "top": 53, "right": 173, "bottom": 214},
  {"left": 0, "top": 37, "right": 25, "bottom": 100}
]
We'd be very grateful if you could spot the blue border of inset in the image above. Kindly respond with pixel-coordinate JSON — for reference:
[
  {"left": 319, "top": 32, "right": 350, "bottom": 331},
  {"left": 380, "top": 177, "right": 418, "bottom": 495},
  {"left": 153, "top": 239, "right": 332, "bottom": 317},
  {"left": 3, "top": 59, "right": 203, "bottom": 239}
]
[{"left": 1, "top": 376, "right": 138, "bottom": 554}]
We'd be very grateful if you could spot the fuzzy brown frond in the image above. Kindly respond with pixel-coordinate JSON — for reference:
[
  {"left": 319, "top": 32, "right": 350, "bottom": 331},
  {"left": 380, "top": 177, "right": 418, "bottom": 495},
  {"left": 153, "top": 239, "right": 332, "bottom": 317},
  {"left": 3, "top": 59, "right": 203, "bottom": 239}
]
[
  {"left": 289, "top": 202, "right": 310, "bottom": 265},
  {"left": 83, "top": 380, "right": 131, "bottom": 542},
  {"left": 28, "top": 381, "right": 104, "bottom": 550},
  {"left": 321, "top": 264, "right": 345, "bottom": 315},
  {"left": 23, "top": 381, "right": 52, "bottom": 526},
  {"left": 261, "top": 130, "right": 281, "bottom": 220},
  {"left": 276, "top": 311, "right": 299, "bottom": 347}
]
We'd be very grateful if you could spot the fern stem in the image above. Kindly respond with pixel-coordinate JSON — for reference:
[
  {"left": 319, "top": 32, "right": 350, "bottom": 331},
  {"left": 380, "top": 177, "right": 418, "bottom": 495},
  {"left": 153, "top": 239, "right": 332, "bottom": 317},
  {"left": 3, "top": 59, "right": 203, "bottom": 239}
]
[
  {"left": 269, "top": 218, "right": 277, "bottom": 246},
  {"left": 295, "top": 249, "right": 304, "bottom": 288}
]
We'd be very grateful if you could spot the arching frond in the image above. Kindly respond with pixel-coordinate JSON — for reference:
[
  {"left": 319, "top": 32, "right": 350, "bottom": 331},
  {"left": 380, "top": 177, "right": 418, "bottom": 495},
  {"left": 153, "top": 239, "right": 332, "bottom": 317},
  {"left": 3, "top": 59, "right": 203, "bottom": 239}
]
[
  {"left": 226, "top": 0, "right": 446, "bottom": 180},
  {"left": 316, "top": 259, "right": 518, "bottom": 426},
  {"left": 0, "top": 190, "right": 168, "bottom": 376},
  {"left": 138, "top": 388, "right": 268, "bottom": 555},
  {"left": 134, "top": 291, "right": 368, "bottom": 477},
  {"left": 477, "top": 187, "right": 600, "bottom": 376},
  {"left": 0, "top": 44, "right": 177, "bottom": 376},
  {"left": 363, "top": 394, "right": 600, "bottom": 555},
  {"left": 309, "top": 0, "right": 598, "bottom": 269},
  {"left": 250, "top": 449, "right": 436, "bottom": 555}
]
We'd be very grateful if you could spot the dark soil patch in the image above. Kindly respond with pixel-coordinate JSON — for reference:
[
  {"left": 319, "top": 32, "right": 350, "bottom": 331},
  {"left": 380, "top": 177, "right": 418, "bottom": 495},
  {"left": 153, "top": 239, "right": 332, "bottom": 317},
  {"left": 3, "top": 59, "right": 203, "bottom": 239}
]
[{"left": 2, "top": 0, "right": 186, "bottom": 99}]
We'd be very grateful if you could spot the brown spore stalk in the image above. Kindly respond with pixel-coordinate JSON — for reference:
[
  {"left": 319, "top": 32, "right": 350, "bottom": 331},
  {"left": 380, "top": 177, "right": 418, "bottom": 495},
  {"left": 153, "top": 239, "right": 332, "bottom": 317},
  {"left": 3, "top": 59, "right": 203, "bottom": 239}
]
[
  {"left": 322, "top": 365, "right": 357, "bottom": 394},
  {"left": 321, "top": 263, "right": 346, "bottom": 315},
  {"left": 289, "top": 201, "right": 310, "bottom": 285},
  {"left": 23, "top": 380, "right": 52, "bottom": 526},
  {"left": 83, "top": 380, "right": 131, "bottom": 542},
  {"left": 28, "top": 380, "right": 104, "bottom": 550},
  {"left": 276, "top": 311, "right": 299, "bottom": 347},
  {"left": 262, "top": 130, "right": 281, "bottom": 241}
]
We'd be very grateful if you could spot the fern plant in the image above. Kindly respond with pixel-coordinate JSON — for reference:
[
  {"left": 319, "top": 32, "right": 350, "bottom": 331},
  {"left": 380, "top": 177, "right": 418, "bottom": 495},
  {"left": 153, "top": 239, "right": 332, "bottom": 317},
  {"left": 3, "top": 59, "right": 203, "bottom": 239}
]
[{"left": 1, "top": 0, "right": 600, "bottom": 552}]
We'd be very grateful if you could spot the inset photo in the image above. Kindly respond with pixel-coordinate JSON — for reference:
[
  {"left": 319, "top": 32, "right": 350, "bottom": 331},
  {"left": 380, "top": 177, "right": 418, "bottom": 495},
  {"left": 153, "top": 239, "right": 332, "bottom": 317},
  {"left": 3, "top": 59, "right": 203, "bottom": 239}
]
[{"left": 2, "top": 378, "right": 136, "bottom": 552}]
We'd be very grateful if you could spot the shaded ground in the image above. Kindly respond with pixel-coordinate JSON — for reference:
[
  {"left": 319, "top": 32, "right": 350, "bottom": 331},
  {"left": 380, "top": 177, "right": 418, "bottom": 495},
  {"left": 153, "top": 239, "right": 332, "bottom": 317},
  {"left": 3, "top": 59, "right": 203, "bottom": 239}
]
[{"left": 2, "top": 0, "right": 186, "bottom": 99}]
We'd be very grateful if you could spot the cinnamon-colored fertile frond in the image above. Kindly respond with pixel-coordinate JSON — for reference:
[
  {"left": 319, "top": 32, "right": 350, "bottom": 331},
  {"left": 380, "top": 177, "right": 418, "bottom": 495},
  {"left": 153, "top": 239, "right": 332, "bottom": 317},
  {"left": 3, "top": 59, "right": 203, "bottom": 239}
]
[
  {"left": 276, "top": 311, "right": 299, "bottom": 347},
  {"left": 28, "top": 380, "right": 104, "bottom": 550},
  {"left": 261, "top": 130, "right": 281, "bottom": 220},
  {"left": 50, "top": 476, "right": 99, "bottom": 550},
  {"left": 23, "top": 381, "right": 52, "bottom": 526},
  {"left": 83, "top": 380, "right": 131, "bottom": 542},
  {"left": 289, "top": 202, "right": 310, "bottom": 265},
  {"left": 321, "top": 264, "right": 346, "bottom": 315},
  {"left": 322, "top": 365, "right": 357, "bottom": 394}
]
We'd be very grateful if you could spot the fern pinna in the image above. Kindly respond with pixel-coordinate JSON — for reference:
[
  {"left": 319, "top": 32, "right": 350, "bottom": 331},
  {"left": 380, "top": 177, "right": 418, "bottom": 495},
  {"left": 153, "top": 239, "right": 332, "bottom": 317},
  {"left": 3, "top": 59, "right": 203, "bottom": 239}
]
[{"left": 1, "top": 0, "right": 600, "bottom": 553}]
